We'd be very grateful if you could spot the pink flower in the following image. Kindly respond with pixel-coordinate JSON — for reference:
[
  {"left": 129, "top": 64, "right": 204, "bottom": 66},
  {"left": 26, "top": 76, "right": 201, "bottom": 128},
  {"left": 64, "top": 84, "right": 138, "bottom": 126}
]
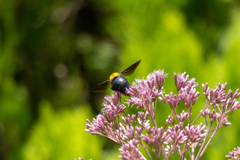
[
  {"left": 119, "top": 139, "right": 145, "bottom": 160},
  {"left": 84, "top": 70, "right": 240, "bottom": 160},
  {"left": 126, "top": 70, "right": 166, "bottom": 109},
  {"left": 226, "top": 147, "right": 240, "bottom": 160}
]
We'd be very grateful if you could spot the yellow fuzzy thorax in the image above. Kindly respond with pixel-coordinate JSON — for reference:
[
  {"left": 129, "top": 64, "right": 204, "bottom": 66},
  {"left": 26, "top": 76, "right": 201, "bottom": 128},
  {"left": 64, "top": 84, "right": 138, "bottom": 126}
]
[{"left": 109, "top": 72, "right": 120, "bottom": 83}]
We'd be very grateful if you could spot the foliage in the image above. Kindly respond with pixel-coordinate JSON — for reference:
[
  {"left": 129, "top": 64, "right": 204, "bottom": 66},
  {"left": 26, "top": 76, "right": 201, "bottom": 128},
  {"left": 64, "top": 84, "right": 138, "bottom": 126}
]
[
  {"left": 21, "top": 102, "right": 104, "bottom": 160},
  {"left": 1, "top": 0, "right": 240, "bottom": 159}
]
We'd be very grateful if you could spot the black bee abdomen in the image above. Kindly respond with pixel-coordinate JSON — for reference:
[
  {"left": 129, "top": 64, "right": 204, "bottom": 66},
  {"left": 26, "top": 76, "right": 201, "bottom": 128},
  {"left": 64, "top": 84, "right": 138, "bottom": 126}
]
[{"left": 111, "top": 76, "right": 130, "bottom": 93}]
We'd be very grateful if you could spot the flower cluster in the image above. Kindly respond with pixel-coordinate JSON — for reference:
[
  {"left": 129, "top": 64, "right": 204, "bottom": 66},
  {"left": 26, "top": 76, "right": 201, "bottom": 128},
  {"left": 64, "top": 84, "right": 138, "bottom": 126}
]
[
  {"left": 85, "top": 92, "right": 125, "bottom": 143},
  {"left": 126, "top": 70, "right": 166, "bottom": 109},
  {"left": 183, "top": 123, "right": 206, "bottom": 148},
  {"left": 160, "top": 72, "right": 199, "bottom": 111},
  {"left": 166, "top": 124, "right": 187, "bottom": 148},
  {"left": 226, "top": 147, "right": 240, "bottom": 160},
  {"left": 83, "top": 70, "right": 240, "bottom": 160},
  {"left": 119, "top": 139, "right": 145, "bottom": 160}
]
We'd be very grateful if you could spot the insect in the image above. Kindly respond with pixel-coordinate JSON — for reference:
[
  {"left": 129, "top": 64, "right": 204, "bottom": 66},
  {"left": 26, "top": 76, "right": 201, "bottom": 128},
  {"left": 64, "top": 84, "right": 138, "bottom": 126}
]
[{"left": 90, "top": 60, "right": 141, "bottom": 94}]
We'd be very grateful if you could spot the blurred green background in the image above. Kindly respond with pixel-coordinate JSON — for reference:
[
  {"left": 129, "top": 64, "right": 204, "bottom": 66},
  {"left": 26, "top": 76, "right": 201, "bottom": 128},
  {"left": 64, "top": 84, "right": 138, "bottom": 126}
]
[{"left": 1, "top": 0, "right": 240, "bottom": 159}]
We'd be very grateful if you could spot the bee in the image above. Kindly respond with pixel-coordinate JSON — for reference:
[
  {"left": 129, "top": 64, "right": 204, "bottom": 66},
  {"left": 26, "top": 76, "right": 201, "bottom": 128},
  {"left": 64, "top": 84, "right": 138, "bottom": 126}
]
[{"left": 90, "top": 60, "right": 141, "bottom": 94}]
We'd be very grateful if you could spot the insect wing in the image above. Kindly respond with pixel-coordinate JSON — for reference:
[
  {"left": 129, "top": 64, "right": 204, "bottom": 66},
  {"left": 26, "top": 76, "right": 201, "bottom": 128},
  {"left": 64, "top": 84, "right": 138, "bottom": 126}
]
[
  {"left": 121, "top": 60, "right": 141, "bottom": 76},
  {"left": 90, "top": 80, "right": 110, "bottom": 92}
]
